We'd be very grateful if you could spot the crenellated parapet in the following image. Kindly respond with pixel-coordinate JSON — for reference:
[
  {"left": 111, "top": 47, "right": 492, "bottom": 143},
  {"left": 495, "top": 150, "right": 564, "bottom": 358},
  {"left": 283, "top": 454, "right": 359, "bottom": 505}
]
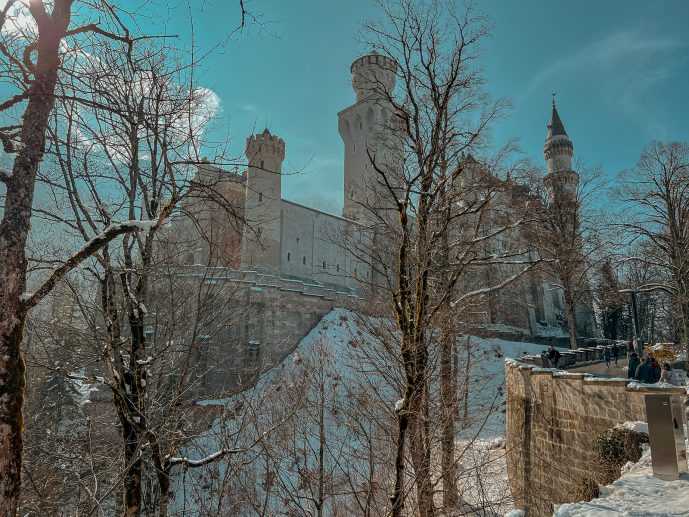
[
  {"left": 351, "top": 51, "right": 397, "bottom": 102},
  {"left": 246, "top": 128, "right": 285, "bottom": 166}
]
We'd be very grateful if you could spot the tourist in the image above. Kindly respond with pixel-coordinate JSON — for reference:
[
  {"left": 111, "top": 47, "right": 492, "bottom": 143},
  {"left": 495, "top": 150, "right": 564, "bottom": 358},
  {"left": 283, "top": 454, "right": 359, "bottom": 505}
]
[
  {"left": 611, "top": 343, "right": 620, "bottom": 365},
  {"left": 627, "top": 352, "right": 640, "bottom": 379},
  {"left": 648, "top": 354, "right": 661, "bottom": 382},
  {"left": 548, "top": 346, "right": 562, "bottom": 369},
  {"left": 603, "top": 347, "right": 611, "bottom": 368},
  {"left": 635, "top": 356, "right": 662, "bottom": 383},
  {"left": 540, "top": 350, "right": 549, "bottom": 368},
  {"left": 660, "top": 362, "right": 676, "bottom": 385}
]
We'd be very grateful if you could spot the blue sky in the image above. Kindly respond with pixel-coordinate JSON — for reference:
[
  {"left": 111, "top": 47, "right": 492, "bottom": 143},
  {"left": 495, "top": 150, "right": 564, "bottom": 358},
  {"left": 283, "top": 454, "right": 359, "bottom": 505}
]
[{"left": 159, "top": 0, "right": 689, "bottom": 212}]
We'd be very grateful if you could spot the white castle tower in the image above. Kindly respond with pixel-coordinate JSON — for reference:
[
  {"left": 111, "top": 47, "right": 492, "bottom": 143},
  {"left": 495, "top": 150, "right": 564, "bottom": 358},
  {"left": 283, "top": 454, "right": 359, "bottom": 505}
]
[
  {"left": 338, "top": 51, "right": 399, "bottom": 220},
  {"left": 543, "top": 100, "right": 579, "bottom": 201},
  {"left": 240, "top": 128, "right": 285, "bottom": 271}
]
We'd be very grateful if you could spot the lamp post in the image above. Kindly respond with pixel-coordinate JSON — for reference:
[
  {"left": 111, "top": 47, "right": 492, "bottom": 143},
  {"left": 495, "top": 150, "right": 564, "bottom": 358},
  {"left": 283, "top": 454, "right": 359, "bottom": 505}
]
[{"left": 620, "top": 288, "right": 644, "bottom": 356}]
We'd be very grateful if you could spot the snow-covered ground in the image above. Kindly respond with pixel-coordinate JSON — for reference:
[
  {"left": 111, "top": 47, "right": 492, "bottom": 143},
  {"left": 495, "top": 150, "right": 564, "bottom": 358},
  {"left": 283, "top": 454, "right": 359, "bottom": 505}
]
[
  {"left": 554, "top": 437, "right": 689, "bottom": 516},
  {"left": 180, "top": 307, "right": 564, "bottom": 515}
]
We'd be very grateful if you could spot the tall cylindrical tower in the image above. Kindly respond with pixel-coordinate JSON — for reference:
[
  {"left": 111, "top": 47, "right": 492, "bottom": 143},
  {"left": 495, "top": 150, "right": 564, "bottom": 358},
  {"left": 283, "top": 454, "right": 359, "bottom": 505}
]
[
  {"left": 543, "top": 101, "right": 578, "bottom": 200},
  {"left": 240, "top": 128, "right": 285, "bottom": 271},
  {"left": 339, "top": 51, "right": 400, "bottom": 221}
]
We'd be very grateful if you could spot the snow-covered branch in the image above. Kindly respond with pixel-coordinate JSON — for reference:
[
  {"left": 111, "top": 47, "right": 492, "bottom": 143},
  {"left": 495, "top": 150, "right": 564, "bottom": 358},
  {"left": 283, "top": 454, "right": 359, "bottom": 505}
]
[
  {"left": 451, "top": 261, "right": 539, "bottom": 308},
  {"left": 21, "top": 219, "right": 160, "bottom": 311}
]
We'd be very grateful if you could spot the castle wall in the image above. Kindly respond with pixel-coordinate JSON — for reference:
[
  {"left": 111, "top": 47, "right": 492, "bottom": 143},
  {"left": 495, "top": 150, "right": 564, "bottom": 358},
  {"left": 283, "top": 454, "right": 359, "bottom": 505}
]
[
  {"left": 505, "top": 361, "right": 685, "bottom": 516},
  {"left": 280, "top": 200, "right": 372, "bottom": 291}
]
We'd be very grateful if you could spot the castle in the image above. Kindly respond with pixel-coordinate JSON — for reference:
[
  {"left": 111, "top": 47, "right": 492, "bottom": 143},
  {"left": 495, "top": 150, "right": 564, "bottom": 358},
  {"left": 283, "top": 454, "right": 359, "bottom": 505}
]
[{"left": 173, "top": 52, "right": 595, "bottom": 390}]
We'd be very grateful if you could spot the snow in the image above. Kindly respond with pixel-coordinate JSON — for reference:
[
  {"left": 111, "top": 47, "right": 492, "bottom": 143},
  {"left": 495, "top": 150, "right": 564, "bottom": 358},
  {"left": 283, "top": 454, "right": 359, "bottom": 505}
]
[
  {"left": 181, "top": 308, "right": 564, "bottom": 514},
  {"left": 554, "top": 439, "right": 689, "bottom": 516},
  {"left": 614, "top": 421, "right": 649, "bottom": 434}
]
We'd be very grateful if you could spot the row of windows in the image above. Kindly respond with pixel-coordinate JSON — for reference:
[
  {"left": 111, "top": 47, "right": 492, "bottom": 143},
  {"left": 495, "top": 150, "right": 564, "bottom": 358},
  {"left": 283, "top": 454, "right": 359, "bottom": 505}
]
[{"left": 284, "top": 252, "right": 369, "bottom": 278}]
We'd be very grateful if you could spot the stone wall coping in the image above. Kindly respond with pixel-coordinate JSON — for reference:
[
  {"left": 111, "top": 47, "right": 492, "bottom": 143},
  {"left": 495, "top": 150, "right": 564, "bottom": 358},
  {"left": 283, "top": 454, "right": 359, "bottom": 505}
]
[{"left": 505, "top": 359, "right": 687, "bottom": 394}]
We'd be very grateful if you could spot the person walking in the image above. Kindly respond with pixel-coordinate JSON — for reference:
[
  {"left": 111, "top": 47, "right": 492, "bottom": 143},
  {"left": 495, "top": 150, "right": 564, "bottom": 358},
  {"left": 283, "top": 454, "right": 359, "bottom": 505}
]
[
  {"left": 603, "top": 347, "right": 611, "bottom": 368},
  {"left": 548, "top": 346, "right": 562, "bottom": 369},
  {"left": 627, "top": 352, "right": 640, "bottom": 379},
  {"left": 611, "top": 343, "right": 620, "bottom": 365}
]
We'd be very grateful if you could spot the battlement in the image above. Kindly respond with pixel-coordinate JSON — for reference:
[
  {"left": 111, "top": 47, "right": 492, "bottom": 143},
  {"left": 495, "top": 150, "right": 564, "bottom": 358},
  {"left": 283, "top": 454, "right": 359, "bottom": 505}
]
[
  {"left": 246, "top": 128, "right": 286, "bottom": 162},
  {"left": 543, "top": 136, "right": 574, "bottom": 160},
  {"left": 351, "top": 51, "right": 397, "bottom": 102}
]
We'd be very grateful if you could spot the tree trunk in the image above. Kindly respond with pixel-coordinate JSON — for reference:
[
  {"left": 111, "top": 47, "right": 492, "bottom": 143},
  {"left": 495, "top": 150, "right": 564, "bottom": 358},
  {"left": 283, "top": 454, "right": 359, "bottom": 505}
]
[
  {"left": 0, "top": 17, "right": 64, "bottom": 513},
  {"left": 390, "top": 410, "right": 409, "bottom": 517},
  {"left": 564, "top": 291, "right": 578, "bottom": 350},
  {"left": 439, "top": 332, "right": 458, "bottom": 510},
  {"left": 408, "top": 394, "right": 435, "bottom": 517},
  {"left": 680, "top": 301, "right": 689, "bottom": 374}
]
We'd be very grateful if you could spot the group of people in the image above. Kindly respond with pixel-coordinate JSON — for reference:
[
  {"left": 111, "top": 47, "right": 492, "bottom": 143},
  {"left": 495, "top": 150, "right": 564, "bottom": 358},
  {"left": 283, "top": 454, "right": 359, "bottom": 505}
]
[
  {"left": 627, "top": 351, "right": 680, "bottom": 385},
  {"left": 539, "top": 346, "right": 562, "bottom": 369}
]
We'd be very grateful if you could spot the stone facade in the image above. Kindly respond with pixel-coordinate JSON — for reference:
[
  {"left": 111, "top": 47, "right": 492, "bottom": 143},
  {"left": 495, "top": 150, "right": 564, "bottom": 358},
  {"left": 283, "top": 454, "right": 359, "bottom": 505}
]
[
  {"left": 505, "top": 361, "right": 686, "bottom": 516},
  {"left": 175, "top": 52, "right": 596, "bottom": 339}
]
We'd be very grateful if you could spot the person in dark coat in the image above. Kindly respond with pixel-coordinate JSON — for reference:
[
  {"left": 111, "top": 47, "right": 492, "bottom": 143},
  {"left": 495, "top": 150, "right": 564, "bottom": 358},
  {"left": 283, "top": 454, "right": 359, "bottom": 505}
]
[
  {"left": 627, "top": 352, "right": 640, "bottom": 379},
  {"left": 548, "top": 346, "right": 562, "bottom": 369},
  {"left": 635, "top": 356, "right": 661, "bottom": 383},
  {"left": 603, "top": 347, "right": 611, "bottom": 367},
  {"left": 611, "top": 343, "right": 620, "bottom": 365},
  {"left": 648, "top": 355, "right": 661, "bottom": 383}
]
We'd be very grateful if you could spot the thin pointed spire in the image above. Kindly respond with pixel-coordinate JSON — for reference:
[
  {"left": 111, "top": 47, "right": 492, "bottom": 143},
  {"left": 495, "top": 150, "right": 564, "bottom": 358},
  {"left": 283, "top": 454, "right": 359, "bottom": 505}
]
[{"left": 547, "top": 98, "right": 568, "bottom": 139}]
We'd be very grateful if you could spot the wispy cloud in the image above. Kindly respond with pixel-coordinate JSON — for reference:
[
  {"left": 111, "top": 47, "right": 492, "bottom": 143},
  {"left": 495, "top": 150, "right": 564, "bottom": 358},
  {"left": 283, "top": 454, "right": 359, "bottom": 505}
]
[
  {"left": 522, "top": 28, "right": 686, "bottom": 137},
  {"left": 523, "top": 28, "right": 684, "bottom": 100}
]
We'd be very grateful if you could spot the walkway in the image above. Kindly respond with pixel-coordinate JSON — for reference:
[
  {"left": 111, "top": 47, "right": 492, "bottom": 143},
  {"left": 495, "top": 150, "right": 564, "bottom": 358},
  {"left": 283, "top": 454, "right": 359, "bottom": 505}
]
[{"left": 569, "top": 356, "right": 629, "bottom": 378}]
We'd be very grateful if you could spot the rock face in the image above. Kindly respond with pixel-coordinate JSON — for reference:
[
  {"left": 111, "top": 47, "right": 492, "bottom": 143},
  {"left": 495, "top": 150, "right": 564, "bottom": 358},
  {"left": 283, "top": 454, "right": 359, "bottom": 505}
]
[{"left": 504, "top": 361, "right": 685, "bottom": 516}]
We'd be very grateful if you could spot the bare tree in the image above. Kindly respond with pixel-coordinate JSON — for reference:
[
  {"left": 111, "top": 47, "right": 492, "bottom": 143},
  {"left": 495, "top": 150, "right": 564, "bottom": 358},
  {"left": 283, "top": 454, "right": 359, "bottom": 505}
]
[
  {"left": 618, "top": 141, "right": 689, "bottom": 365},
  {"left": 525, "top": 161, "right": 603, "bottom": 349},
  {"left": 354, "top": 1, "right": 536, "bottom": 514},
  {"left": 0, "top": 3, "right": 150, "bottom": 511}
]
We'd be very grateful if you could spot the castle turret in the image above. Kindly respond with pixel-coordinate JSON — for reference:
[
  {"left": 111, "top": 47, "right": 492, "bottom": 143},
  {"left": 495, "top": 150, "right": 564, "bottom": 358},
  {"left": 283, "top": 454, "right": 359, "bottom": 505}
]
[
  {"left": 543, "top": 100, "right": 578, "bottom": 200},
  {"left": 240, "top": 128, "right": 285, "bottom": 271},
  {"left": 339, "top": 51, "right": 400, "bottom": 220}
]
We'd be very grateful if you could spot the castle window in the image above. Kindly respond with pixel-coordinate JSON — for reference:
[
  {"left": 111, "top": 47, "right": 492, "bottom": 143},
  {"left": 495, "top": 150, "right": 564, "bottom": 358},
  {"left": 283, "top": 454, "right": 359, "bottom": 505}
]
[
  {"left": 322, "top": 260, "right": 326, "bottom": 269},
  {"left": 258, "top": 192, "right": 263, "bottom": 202},
  {"left": 366, "top": 270, "right": 369, "bottom": 279},
  {"left": 287, "top": 252, "right": 291, "bottom": 262},
  {"left": 336, "top": 264, "right": 340, "bottom": 273},
  {"left": 260, "top": 160, "right": 264, "bottom": 168},
  {"left": 296, "top": 237, "right": 299, "bottom": 243},
  {"left": 302, "top": 256, "right": 306, "bottom": 265}
]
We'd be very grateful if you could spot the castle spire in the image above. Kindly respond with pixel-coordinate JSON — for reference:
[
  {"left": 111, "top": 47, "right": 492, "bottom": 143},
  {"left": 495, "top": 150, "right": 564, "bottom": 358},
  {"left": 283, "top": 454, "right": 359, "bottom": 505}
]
[
  {"left": 547, "top": 100, "right": 568, "bottom": 139},
  {"left": 543, "top": 99, "right": 578, "bottom": 198}
]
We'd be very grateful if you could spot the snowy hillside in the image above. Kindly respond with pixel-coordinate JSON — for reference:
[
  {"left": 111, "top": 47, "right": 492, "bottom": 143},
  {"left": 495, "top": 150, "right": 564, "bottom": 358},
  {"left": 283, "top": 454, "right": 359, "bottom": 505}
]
[{"left": 174, "top": 308, "right": 562, "bottom": 515}]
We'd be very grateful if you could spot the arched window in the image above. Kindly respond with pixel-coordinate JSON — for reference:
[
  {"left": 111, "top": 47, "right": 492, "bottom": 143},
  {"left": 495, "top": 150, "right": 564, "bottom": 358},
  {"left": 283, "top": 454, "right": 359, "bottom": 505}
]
[
  {"left": 322, "top": 260, "right": 326, "bottom": 269},
  {"left": 287, "top": 252, "right": 291, "bottom": 262},
  {"left": 302, "top": 256, "right": 306, "bottom": 265},
  {"left": 336, "top": 264, "right": 340, "bottom": 273},
  {"left": 260, "top": 160, "right": 264, "bottom": 168},
  {"left": 258, "top": 192, "right": 263, "bottom": 202}
]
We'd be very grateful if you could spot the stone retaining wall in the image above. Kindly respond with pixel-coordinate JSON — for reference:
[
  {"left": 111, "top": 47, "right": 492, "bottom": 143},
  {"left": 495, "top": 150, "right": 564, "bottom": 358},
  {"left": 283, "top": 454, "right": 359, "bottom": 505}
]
[{"left": 505, "top": 361, "right": 685, "bottom": 516}]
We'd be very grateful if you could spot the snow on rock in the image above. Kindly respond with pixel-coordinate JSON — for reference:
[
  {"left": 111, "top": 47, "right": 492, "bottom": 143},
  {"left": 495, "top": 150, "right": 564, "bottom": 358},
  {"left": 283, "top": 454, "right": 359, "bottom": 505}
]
[
  {"left": 615, "top": 421, "right": 649, "bottom": 435},
  {"left": 554, "top": 441, "right": 689, "bottom": 516}
]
